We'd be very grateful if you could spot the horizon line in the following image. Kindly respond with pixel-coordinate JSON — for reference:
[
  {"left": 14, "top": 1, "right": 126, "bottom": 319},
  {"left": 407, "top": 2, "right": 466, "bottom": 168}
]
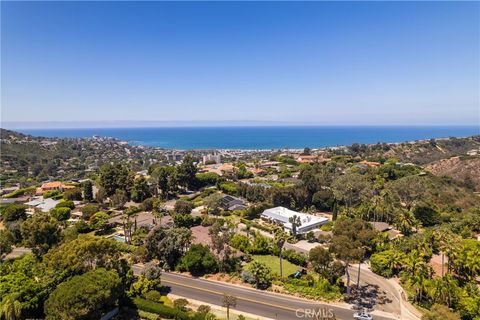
[{"left": 2, "top": 120, "right": 479, "bottom": 130}]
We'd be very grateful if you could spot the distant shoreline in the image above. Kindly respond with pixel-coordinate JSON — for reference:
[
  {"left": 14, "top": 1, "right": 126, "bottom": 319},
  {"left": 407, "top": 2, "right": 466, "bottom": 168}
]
[{"left": 7, "top": 125, "right": 479, "bottom": 150}]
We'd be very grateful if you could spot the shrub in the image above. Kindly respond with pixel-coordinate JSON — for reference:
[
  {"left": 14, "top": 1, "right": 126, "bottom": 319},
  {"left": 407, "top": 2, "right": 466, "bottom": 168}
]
[
  {"left": 283, "top": 277, "right": 342, "bottom": 300},
  {"left": 3, "top": 186, "right": 36, "bottom": 198},
  {"left": 141, "top": 198, "right": 155, "bottom": 211},
  {"left": 144, "top": 290, "right": 162, "bottom": 302},
  {"left": 241, "top": 269, "right": 256, "bottom": 285},
  {"left": 230, "top": 234, "right": 250, "bottom": 252},
  {"left": 56, "top": 200, "right": 75, "bottom": 209},
  {"left": 177, "top": 244, "right": 218, "bottom": 276},
  {"left": 43, "top": 190, "right": 61, "bottom": 199},
  {"left": 249, "top": 234, "right": 272, "bottom": 254},
  {"left": 173, "top": 214, "right": 201, "bottom": 228},
  {"left": 50, "top": 207, "right": 71, "bottom": 221},
  {"left": 64, "top": 188, "right": 83, "bottom": 201},
  {"left": 201, "top": 216, "right": 221, "bottom": 227},
  {"left": 74, "top": 220, "right": 92, "bottom": 233},
  {"left": 282, "top": 249, "right": 307, "bottom": 267},
  {"left": 196, "top": 305, "right": 211, "bottom": 314},
  {"left": 423, "top": 304, "right": 461, "bottom": 320},
  {"left": 133, "top": 297, "right": 189, "bottom": 319},
  {"left": 218, "top": 182, "right": 237, "bottom": 195},
  {"left": 81, "top": 204, "right": 99, "bottom": 220},
  {"left": 174, "top": 200, "right": 194, "bottom": 214},
  {"left": 173, "top": 298, "right": 189, "bottom": 311},
  {"left": 320, "top": 222, "right": 333, "bottom": 231}
]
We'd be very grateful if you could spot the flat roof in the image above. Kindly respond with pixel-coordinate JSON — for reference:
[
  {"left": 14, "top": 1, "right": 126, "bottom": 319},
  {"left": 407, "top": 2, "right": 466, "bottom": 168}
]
[{"left": 261, "top": 206, "right": 329, "bottom": 229}]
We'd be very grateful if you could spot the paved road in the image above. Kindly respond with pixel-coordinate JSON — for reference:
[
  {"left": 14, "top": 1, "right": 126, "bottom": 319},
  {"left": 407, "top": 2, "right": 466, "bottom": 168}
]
[
  {"left": 133, "top": 265, "right": 395, "bottom": 320},
  {"left": 283, "top": 242, "right": 401, "bottom": 316},
  {"left": 348, "top": 264, "right": 400, "bottom": 316}
]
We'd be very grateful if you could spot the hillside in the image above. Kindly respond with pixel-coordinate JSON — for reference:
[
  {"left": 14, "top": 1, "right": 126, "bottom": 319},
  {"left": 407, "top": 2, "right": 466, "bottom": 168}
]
[
  {"left": 0, "top": 129, "right": 164, "bottom": 185},
  {"left": 424, "top": 156, "right": 480, "bottom": 191},
  {"left": 332, "top": 135, "right": 480, "bottom": 165}
]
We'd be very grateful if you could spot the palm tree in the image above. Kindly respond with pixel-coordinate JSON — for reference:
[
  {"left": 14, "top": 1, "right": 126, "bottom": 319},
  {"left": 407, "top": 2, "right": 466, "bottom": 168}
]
[
  {"left": 395, "top": 210, "right": 417, "bottom": 235},
  {"left": 410, "top": 271, "right": 427, "bottom": 303},
  {"left": 152, "top": 199, "right": 166, "bottom": 226},
  {"left": 0, "top": 297, "right": 22, "bottom": 320},
  {"left": 435, "top": 229, "right": 460, "bottom": 276},
  {"left": 386, "top": 250, "right": 406, "bottom": 274},
  {"left": 274, "top": 228, "right": 287, "bottom": 277},
  {"left": 245, "top": 222, "right": 252, "bottom": 239},
  {"left": 406, "top": 257, "right": 432, "bottom": 303},
  {"left": 288, "top": 215, "right": 301, "bottom": 239},
  {"left": 431, "top": 275, "right": 458, "bottom": 308}
]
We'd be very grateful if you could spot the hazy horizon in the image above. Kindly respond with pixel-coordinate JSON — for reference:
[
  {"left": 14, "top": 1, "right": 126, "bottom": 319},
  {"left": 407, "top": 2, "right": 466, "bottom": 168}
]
[{"left": 2, "top": 121, "right": 480, "bottom": 130}]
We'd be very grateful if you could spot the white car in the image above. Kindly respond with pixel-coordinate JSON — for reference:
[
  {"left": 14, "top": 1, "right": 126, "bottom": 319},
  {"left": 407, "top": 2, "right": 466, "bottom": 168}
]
[{"left": 353, "top": 312, "right": 373, "bottom": 320}]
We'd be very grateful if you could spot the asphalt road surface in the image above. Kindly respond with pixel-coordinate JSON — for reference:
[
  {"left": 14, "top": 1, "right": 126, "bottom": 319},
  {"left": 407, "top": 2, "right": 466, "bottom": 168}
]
[
  {"left": 283, "top": 242, "right": 401, "bottom": 316},
  {"left": 133, "top": 265, "right": 396, "bottom": 320}
]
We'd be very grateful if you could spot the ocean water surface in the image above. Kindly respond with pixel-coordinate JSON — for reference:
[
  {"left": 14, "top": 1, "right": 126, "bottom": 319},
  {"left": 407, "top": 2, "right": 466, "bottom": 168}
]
[{"left": 18, "top": 126, "right": 479, "bottom": 149}]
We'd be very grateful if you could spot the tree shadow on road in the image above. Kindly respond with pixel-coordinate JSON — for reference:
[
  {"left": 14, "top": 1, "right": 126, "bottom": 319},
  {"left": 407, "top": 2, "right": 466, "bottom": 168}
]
[{"left": 346, "top": 284, "right": 393, "bottom": 312}]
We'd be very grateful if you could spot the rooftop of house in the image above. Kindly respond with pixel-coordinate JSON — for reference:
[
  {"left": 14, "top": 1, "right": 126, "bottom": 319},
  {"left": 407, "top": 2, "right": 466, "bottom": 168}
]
[
  {"left": 369, "top": 221, "right": 393, "bottom": 232},
  {"left": 40, "top": 181, "right": 63, "bottom": 189},
  {"left": 262, "top": 206, "right": 329, "bottom": 229},
  {"left": 25, "top": 197, "right": 60, "bottom": 212},
  {"left": 358, "top": 160, "right": 381, "bottom": 167},
  {"left": 221, "top": 195, "right": 244, "bottom": 203}
]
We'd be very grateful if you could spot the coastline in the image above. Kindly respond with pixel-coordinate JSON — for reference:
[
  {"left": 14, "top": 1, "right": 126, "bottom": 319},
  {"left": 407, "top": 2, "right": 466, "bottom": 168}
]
[{"left": 6, "top": 125, "right": 479, "bottom": 151}]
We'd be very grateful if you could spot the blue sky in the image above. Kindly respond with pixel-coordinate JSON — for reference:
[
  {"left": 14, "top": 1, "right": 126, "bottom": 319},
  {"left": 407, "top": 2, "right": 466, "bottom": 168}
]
[{"left": 1, "top": 1, "right": 479, "bottom": 126}]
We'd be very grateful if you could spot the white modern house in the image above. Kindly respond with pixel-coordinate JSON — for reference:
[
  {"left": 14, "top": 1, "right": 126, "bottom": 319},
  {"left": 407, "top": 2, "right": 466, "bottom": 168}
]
[{"left": 261, "top": 206, "right": 329, "bottom": 234}]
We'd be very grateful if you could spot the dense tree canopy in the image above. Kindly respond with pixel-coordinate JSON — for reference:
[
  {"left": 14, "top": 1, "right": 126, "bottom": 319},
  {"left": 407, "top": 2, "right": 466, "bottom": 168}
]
[
  {"left": 44, "top": 268, "right": 122, "bottom": 320},
  {"left": 21, "top": 212, "right": 62, "bottom": 256},
  {"left": 99, "top": 163, "right": 134, "bottom": 197},
  {"left": 145, "top": 227, "right": 192, "bottom": 270},
  {"left": 177, "top": 244, "right": 218, "bottom": 276}
]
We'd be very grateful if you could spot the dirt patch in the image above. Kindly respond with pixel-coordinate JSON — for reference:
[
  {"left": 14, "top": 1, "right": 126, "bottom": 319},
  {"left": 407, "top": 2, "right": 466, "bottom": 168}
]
[
  {"left": 191, "top": 225, "right": 212, "bottom": 246},
  {"left": 204, "top": 273, "right": 250, "bottom": 287}
]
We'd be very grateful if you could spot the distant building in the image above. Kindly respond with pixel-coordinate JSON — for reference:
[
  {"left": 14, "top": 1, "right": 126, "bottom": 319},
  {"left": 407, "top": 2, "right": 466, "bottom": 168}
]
[
  {"left": 25, "top": 197, "right": 60, "bottom": 214},
  {"left": 220, "top": 195, "right": 247, "bottom": 211},
  {"left": 261, "top": 206, "right": 329, "bottom": 234},
  {"left": 296, "top": 155, "right": 330, "bottom": 164},
  {"left": 35, "top": 181, "right": 75, "bottom": 195},
  {"left": 359, "top": 160, "right": 381, "bottom": 167},
  {"left": 136, "top": 170, "right": 149, "bottom": 177},
  {"left": 201, "top": 163, "right": 235, "bottom": 176},
  {"left": 0, "top": 198, "right": 16, "bottom": 205},
  {"left": 369, "top": 221, "right": 402, "bottom": 240},
  {"left": 166, "top": 153, "right": 183, "bottom": 162},
  {"left": 0, "top": 186, "right": 19, "bottom": 196},
  {"left": 203, "top": 154, "right": 221, "bottom": 164}
]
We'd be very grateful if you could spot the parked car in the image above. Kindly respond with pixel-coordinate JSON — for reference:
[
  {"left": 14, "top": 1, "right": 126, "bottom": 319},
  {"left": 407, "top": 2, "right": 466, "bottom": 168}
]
[{"left": 353, "top": 311, "right": 373, "bottom": 320}]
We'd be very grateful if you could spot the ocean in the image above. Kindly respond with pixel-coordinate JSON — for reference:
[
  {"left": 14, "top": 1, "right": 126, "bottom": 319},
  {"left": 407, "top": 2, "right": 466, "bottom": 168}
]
[{"left": 17, "top": 126, "right": 480, "bottom": 150}]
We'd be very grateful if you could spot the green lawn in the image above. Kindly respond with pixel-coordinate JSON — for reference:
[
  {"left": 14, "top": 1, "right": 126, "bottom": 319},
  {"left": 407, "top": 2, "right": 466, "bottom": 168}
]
[{"left": 249, "top": 255, "right": 301, "bottom": 276}]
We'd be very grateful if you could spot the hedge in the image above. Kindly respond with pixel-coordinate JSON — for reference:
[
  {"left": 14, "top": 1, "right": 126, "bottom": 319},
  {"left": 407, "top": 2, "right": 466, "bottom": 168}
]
[
  {"left": 133, "top": 297, "right": 190, "bottom": 319},
  {"left": 3, "top": 186, "right": 36, "bottom": 198}
]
